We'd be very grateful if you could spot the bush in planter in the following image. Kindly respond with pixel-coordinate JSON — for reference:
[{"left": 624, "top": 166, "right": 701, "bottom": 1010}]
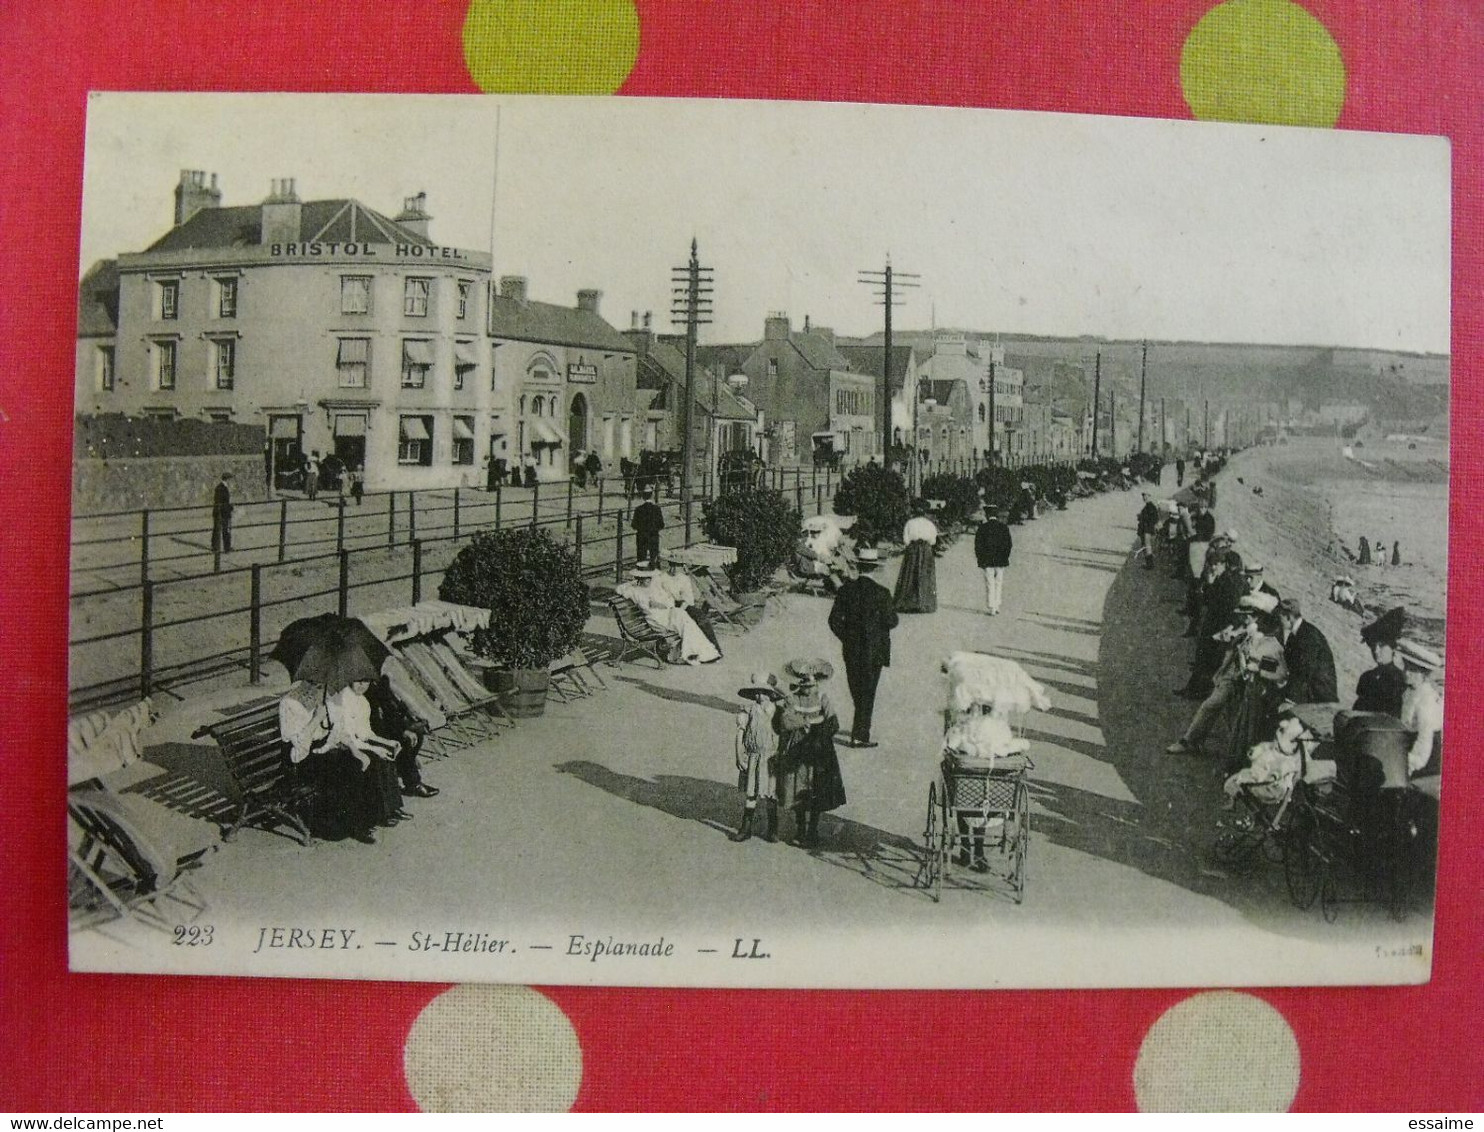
[
  {"left": 702, "top": 487, "right": 801, "bottom": 594},
  {"left": 833, "top": 463, "right": 909, "bottom": 546},
  {"left": 438, "top": 527, "right": 590, "bottom": 671}
]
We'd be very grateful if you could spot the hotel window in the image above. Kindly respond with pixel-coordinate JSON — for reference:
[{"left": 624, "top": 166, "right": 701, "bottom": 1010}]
[
  {"left": 340, "top": 275, "right": 372, "bottom": 315},
  {"left": 96, "top": 346, "right": 115, "bottom": 392},
  {"left": 401, "top": 339, "right": 433, "bottom": 388},
  {"left": 398, "top": 415, "right": 434, "bottom": 466},
  {"left": 157, "top": 280, "right": 179, "bottom": 321},
  {"left": 213, "top": 338, "right": 236, "bottom": 390},
  {"left": 403, "top": 277, "right": 431, "bottom": 317},
  {"left": 978, "top": 404, "right": 986, "bottom": 423},
  {"left": 457, "top": 281, "right": 472, "bottom": 320},
  {"left": 215, "top": 277, "right": 238, "bottom": 318},
  {"left": 452, "top": 416, "right": 475, "bottom": 465},
  {"left": 454, "top": 341, "right": 477, "bottom": 391},
  {"left": 767, "top": 358, "right": 778, "bottom": 377},
  {"left": 336, "top": 337, "right": 370, "bottom": 389},
  {"left": 153, "top": 340, "right": 177, "bottom": 390}
]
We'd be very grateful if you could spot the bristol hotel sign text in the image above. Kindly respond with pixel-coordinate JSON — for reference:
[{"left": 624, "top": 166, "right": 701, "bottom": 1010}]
[{"left": 268, "top": 242, "right": 471, "bottom": 260}]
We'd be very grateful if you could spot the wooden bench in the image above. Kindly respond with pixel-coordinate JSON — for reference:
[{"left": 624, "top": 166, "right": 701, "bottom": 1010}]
[
  {"left": 608, "top": 595, "right": 682, "bottom": 668},
  {"left": 191, "top": 701, "right": 314, "bottom": 846}
]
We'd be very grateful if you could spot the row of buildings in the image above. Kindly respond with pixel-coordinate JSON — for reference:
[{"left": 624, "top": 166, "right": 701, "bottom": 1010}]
[{"left": 76, "top": 171, "right": 1136, "bottom": 493}]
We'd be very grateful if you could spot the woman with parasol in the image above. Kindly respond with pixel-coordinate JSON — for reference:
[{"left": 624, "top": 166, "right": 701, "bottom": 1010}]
[
  {"left": 273, "top": 615, "right": 406, "bottom": 844},
  {"left": 774, "top": 658, "right": 848, "bottom": 849}
]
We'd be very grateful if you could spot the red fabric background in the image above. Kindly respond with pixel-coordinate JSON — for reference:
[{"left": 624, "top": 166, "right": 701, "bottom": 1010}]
[{"left": 1, "top": 1, "right": 1479, "bottom": 1111}]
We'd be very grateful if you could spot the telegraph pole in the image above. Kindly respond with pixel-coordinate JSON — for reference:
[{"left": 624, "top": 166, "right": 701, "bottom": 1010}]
[
  {"left": 1137, "top": 339, "right": 1148, "bottom": 453},
  {"left": 671, "top": 238, "right": 712, "bottom": 533},
  {"left": 1091, "top": 351, "right": 1102, "bottom": 457},
  {"left": 858, "top": 257, "right": 919, "bottom": 464},
  {"left": 988, "top": 360, "right": 998, "bottom": 464}
]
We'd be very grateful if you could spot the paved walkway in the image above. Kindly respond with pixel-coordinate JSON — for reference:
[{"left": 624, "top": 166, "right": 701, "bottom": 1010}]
[{"left": 74, "top": 473, "right": 1428, "bottom": 989}]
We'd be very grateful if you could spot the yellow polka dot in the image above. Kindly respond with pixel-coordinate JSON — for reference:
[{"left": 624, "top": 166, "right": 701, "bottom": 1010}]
[
  {"left": 1181, "top": 0, "right": 1346, "bottom": 128},
  {"left": 404, "top": 984, "right": 583, "bottom": 1112},
  {"left": 1134, "top": 991, "right": 1301, "bottom": 1112},
  {"left": 463, "top": 0, "right": 639, "bottom": 95}
]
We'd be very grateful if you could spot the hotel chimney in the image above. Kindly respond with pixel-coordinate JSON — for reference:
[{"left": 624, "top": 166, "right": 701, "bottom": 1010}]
[
  {"left": 260, "top": 177, "right": 303, "bottom": 246},
  {"left": 174, "top": 169, "right": 222, "bottom": 227}
]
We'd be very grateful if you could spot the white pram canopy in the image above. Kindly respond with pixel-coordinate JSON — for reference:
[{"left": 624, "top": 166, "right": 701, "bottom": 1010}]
[{"left": 941, "top": 651, "right": 1052, "bottom": 717}]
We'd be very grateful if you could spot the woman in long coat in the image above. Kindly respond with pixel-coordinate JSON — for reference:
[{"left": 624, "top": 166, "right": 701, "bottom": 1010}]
[
  {"left": 774, "top": 659, "right": 847, "bottom": 848},
  {"left": 894, "top": 502, "right": 939, "bottom": 613}
]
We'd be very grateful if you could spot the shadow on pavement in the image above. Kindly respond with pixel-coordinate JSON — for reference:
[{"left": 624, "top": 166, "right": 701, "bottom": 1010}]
[
  {"left": 613, "top": 675, "right": 741, "bottom": 716},
  {"left": 556, "top": 758, "right": 931, "bottom": 897}
]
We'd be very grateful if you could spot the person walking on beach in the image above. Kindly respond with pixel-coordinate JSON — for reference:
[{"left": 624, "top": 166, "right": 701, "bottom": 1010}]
[
  {"left": 828, "top": 548, "right": 898, "bottom": 749},
  {"left": 975, "top": 506, "right": 1013, "bottom": 615},
  {"left": 211, "top": 471, "right": 234, "bottom": 554}
]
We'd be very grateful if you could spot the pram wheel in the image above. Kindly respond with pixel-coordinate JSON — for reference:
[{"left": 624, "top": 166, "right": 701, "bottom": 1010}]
[{"left": 917, "top": 780, "right": 944, "bottom": 902}]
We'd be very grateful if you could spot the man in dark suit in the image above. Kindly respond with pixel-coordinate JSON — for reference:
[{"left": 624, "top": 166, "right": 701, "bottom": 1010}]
[
  {"left": 827, "top": 548, "right": 898, "bottom": 749},
  {"left": 1278, "top": 596, "right": 1339, "bottom": 704},
  {"left": 974, "top": 506, "right": 1013, "bottom": 615},
  {"left": 211, "top": 472, "right": 234, "bottom": 554},
  {"left": 631, "top": 486, "right": 665, "bottom": 568}
]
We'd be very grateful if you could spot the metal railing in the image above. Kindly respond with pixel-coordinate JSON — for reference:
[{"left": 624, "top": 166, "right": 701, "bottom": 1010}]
[{"left": 68, "top": 466, "right": 842, "bottom": 713}]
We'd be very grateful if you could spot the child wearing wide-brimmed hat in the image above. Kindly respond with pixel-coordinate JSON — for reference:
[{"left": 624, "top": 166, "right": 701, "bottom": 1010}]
[{"left": 731, "top": 672, "right": 784, "bottom": 842}]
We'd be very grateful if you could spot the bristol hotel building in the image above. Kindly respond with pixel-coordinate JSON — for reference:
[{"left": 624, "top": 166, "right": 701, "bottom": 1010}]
[{"left": 77, "top": 170, "right": 646, "bottom": 490}]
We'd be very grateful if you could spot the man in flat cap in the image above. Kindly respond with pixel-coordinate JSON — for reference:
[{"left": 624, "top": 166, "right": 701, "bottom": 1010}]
[{"left": 1278, "top": 597, "right": 1338, "bottom": 705}]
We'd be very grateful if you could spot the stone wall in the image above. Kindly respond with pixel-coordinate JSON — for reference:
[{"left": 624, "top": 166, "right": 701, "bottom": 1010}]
[{"left": 74, "top": 455, "right": 268, "bottom": 515}]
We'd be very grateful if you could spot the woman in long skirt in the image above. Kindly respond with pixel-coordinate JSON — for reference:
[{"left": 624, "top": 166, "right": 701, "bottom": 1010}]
[{"left": 895, "top": 504, "right": 939, "bottom": 614}]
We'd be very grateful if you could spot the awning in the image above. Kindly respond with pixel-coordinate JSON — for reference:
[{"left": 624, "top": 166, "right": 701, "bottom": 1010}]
[
  {"left": 403, "top": 340, "right": 434, "bottom": 366},
  {"left": 452, "top": 418, "right": 475, "bottom": 441},
  {"left": 529, "top": 418, "right": 564, "bottom": 446},
  {"left": 399, "top": 417, "right": 431, "bottom": 441},
  {"left": 454, "top": 342, "right": 479, "bottom": 368},
  {"left": 334, "top": 414, "right": 367, "bottom": 437},
  {"left": 336, "top": 338, "right": 368, "bottom": 364},
  {"left": 269, "top": 416, "right": 301, "bottom": 439}
]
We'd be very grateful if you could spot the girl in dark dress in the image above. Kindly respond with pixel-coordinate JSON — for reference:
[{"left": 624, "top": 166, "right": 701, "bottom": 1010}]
[{"left": 774, "top": 659, "right": 847, "bottom": 849}]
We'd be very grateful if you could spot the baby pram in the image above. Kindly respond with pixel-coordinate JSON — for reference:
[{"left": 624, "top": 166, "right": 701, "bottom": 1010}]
[{"left": 916, "top": 652, "right": 1049, "bottom": 903}]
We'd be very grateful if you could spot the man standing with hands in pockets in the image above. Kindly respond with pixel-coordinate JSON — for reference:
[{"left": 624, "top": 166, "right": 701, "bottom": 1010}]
[{"left": 828, "top": 547, "right": 898, "bottom": 749}]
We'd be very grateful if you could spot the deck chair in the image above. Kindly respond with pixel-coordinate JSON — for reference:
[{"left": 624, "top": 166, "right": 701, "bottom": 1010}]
[
  {"left": 69, "top": 787, "right": 217, "bottom": 930},
  {"left": 549, "top": 647, "right": 608, "bottom": 700},
  {"left": 399, "top": 639, "right": 511, "bottom": 751},
  {"left": 426, "top": 638, "right": 516, "bottom": 731},
  {"left": 608, "top": 595, "right": 682, "bottom": 668}
]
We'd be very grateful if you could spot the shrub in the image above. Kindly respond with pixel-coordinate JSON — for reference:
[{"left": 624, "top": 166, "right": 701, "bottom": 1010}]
[
  {"left": 919, "top": 472, "right": 981, "bottom": 530},
  {"left": 438, "top": 527, "right": 590, "bottom": 669},
  {"left": 833, "top": 463, "right": 909, "bottom": 546},
  {"left": 702, "top": 487, "right": 801, "bottom": 593}
]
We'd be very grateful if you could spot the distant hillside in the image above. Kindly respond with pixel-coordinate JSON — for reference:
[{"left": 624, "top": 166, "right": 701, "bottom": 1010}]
[{"left": 841, "top": 330, "right": 1449, "bottom": 426}]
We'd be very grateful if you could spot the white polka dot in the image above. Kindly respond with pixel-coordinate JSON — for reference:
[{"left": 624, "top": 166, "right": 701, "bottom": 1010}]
[
  {"left": 1134, "top": 991, "right": 1300, "bottom": 1112},
  {"left": 404, "top": 984, "right": 582, "bottom": 1112}
]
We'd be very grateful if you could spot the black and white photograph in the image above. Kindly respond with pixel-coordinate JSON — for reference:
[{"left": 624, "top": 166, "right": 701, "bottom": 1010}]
[{"left": 68, "top": 93, "right": 1450, "bottom": 988}]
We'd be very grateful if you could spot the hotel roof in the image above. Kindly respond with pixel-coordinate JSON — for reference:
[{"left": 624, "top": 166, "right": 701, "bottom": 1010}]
[{"left": 145, "top": 199, "right": 436, "bottom": 253}]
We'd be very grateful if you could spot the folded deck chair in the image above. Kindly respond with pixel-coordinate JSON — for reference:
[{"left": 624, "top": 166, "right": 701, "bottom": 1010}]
[
  {"left": 426, "top": 637, "right": 515, "bottom": 730},
  {"left": 400, "top": 640, "right": 509, "bottom": 750},
  {"left": 549, "top": 647, "right": 608, "bottom": 701},
  {"left": 69, "top": 787, "right": 217, "bottom": 931}
]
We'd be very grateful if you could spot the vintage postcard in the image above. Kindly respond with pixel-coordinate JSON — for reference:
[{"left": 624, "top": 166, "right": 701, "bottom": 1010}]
[{"left": 68, "top": 93, "right": 1449, "bottom": 988}]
